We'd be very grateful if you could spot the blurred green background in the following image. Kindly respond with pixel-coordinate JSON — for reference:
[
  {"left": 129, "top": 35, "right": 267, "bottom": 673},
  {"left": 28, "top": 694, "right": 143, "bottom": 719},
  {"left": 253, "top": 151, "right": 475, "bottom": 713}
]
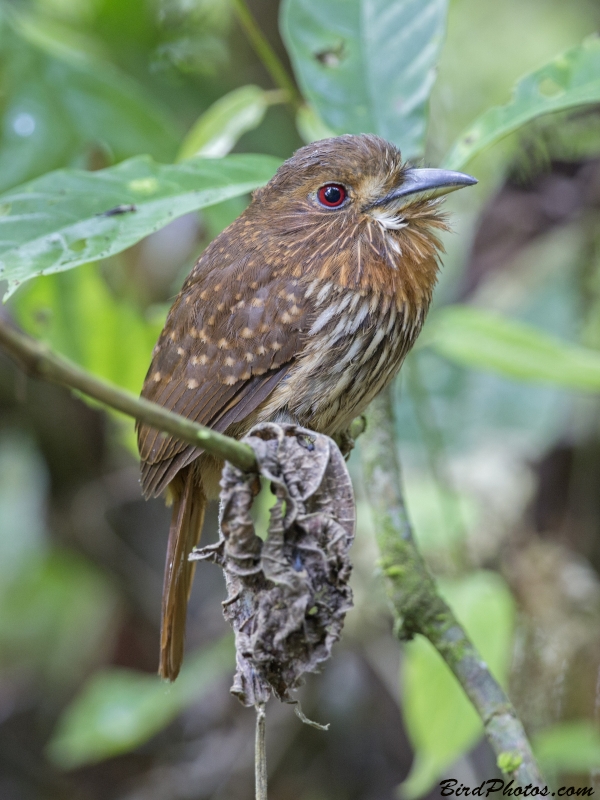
[{"left": 1, "top": 0, "right": 600, "bottom": 797}]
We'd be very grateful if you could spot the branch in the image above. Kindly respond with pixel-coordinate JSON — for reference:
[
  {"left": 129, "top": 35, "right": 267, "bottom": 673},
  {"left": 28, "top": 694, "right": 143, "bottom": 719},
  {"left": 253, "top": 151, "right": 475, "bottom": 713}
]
[
  {"left": 231, "top": 0, "right": 302, "bottom": 109},
  {"left": 255, "top": 704, "right": 267, "bottom": 800},
  {"left": 361, "top": 387, "right": 545, "bottom": 785},
  {"left": 0, "top": 316, "right": 256, "bottom": 472}
]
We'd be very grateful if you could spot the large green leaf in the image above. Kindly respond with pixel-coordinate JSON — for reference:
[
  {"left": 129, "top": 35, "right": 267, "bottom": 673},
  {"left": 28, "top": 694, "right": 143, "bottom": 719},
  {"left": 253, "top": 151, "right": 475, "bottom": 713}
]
[
  {"left": 401, "top": 571, "right": 515, "bottom": 798},
  {"left": 47, "top": 636, "right": 234, "bottom": 768},
  {"left": 280, "top": 0, "right": 448, "bottom": 160},
  {"left": 425, "top": 305, "right": 600, "bottom": 391},
  {"left": 0, "top": 8, "right": 180, "bottom": 191},
  {"left": 443, "top": 35, "right": 600, "bottom": 171},
  {"left": 0, "top": 153, "right": 281, "bottom": 298},
  {"left": 177, "top": 85, "right": 286, "bottom": 160}
]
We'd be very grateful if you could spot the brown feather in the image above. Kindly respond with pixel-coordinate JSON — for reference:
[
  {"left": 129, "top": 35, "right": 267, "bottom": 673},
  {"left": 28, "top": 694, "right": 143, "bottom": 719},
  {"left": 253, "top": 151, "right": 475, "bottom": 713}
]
[
  {"left": 137, "top": 266, "right": 311, "bottom": 495},
  {"left": 159, "top": 467, "right": 206, "bottom": 681}
]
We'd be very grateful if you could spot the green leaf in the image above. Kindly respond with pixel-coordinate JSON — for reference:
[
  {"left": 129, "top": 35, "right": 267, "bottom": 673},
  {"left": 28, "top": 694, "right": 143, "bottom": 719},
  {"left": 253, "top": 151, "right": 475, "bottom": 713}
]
[
  {"left": 0, "top": 9, "right": 180, "bottom": 191},
  {"left": 177, "top": 85, "right": 286, "bottom": 160},
  {"left": 443, "top": 35, "right": 600, "bottom": 171},
  {"left": 280, "top": 0, "right": 448, "bottom": 160},
  {"left": 533, "top": 720, "right": 600, "bottom": 776},
  {"left": 400, "top": 571, "right": 515, "bottom": 798},
  {"left": 425, "top": 305, "right": 600, "bottom": 391},
  {"left": 47, "top": 636, "right": 234, "bottom": 768},
  {"left": 0, "top": 153, "right": 281, "bottom": 298}
]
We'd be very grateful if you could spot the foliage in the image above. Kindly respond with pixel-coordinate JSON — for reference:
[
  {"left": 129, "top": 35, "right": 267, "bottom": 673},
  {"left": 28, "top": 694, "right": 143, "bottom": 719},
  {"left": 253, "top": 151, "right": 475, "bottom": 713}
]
[
  {"left": 443, "top": 35, "right": 600, "bottom": 170},
  {"left": 0, "top": 5, "right": 180, "bottom": 192},
  {"left": 280, "top": 0, "right": 448, "bottom": 160},
  {"left": 0, "top": 549, "right": 118, "bottom": 686},
  {"left": 2, "top": 0, "right": 600, "bottom": 794},
  {"left": 425, "top": 305, "right": 600, "bottom": 391},
  {"left": 0, "top": 431, "right": 119, "bottom": 687},
  {"left": 47, "top": 637, "right": 234, "bottom": 768},
  {"left": 0, "top": 153, "right": 280, "bottom": 298},
  {"left": 533, "top": 721, "right": 600, "bottom": 778},
  {"left": 177, "top": 85, "right": 287, "bottom": 160},
  {"left": 401, "top": 572, "right": 515, "bottom": 797}
]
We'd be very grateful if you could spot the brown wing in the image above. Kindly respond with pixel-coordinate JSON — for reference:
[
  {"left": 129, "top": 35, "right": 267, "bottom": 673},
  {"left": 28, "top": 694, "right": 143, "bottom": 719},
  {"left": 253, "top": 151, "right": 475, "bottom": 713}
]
[{"left": 137, "top": 257, "right": 310, "bottom": 498}]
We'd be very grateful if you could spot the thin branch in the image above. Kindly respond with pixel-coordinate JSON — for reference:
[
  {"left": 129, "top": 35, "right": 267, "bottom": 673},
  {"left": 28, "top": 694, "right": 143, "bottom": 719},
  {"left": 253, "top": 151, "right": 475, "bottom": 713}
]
[
  {"left": 255, "top": 704, "right": 267, "bottom": 800},
  {"left": 0, "top": 317, "right": 256, "bottom": 472},
  {"left": 231, "top": 0, "right": 301, "bottom": 109},
  {"left": 361, "top": 387, "right": 545, "bottom": 785}
]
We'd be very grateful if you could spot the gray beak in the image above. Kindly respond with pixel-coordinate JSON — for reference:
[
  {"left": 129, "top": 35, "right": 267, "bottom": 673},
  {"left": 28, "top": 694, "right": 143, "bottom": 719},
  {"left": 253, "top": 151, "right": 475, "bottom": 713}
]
[{"left": 369, "top": 167, "right": 477, "bottom": 208}]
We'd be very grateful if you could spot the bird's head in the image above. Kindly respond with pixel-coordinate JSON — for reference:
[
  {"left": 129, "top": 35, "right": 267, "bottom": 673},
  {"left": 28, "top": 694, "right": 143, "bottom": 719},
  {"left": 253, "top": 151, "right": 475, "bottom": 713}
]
[{"left": 250, "top": 134, "right": 476, "bottom": 302}]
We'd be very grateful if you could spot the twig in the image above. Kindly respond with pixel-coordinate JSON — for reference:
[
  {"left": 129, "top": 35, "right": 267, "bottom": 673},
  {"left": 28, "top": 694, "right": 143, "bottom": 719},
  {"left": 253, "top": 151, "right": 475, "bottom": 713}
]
[
  {"left": 255, "top": 704, "right": 267, "bottom": 800},
  {"left": 360, "top": 387, "right": 545, "bottom": 785},
  {"left": 0, "top": 317, "right": 256, "bottom": 472},
  {"left": 230, "top": 0, "right": 301, "bottom": 109}
]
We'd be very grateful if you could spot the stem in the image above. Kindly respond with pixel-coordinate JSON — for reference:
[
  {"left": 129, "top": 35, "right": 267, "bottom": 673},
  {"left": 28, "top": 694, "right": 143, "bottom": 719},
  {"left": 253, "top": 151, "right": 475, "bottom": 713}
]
[
  {"left": 231, "top": 0, "right": 301, "bottom": 109},
  {"left": 0, "top": 317, "right": 256, "bottom": 472},
  {"left": 255, "top": 704, "right": 267, "bottom": 800},
  {"left": 361, "top": 387, "right": 545, "bottom": 786}
]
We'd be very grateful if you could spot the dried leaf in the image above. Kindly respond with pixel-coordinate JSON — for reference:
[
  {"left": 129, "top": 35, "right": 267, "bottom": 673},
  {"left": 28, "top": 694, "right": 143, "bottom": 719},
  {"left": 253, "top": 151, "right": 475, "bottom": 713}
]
[{"left": 192, "top": 423, "right": 355, "bottom": 707}]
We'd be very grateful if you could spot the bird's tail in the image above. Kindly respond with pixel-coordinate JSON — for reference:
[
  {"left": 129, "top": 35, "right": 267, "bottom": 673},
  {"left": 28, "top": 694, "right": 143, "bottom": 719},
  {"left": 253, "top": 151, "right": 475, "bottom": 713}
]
[{"left": 160, "top": 467, "right": 206, "bottom": 681}]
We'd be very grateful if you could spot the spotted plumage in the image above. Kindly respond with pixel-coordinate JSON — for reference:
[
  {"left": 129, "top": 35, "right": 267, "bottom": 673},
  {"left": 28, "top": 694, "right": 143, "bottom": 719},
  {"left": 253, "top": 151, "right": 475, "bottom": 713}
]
[{"left": 137, "top": 133, "right": 476, "bottom": 680}]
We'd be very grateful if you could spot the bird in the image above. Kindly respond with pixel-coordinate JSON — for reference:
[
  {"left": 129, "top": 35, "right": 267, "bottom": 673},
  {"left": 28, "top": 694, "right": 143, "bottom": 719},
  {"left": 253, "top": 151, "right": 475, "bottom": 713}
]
[{"left": 137, "top": 133, "right": 476, "bottom": 680}]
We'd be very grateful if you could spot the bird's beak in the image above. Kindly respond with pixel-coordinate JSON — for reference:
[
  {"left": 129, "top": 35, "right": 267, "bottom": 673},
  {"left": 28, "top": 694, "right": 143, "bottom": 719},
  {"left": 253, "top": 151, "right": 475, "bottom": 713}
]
[{"left": 368, "top": 168, "right": 477, "bottom": 209}]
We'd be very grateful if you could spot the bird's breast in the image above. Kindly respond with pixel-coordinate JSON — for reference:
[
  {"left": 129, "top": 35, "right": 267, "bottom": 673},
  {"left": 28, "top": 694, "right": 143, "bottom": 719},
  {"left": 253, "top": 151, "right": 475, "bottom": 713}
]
[{"left": 259, "top": 283, "right": 426, "bottom": 435}]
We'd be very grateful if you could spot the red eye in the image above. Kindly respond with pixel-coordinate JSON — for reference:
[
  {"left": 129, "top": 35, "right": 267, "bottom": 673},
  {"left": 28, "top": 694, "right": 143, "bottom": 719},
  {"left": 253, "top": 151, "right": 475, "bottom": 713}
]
[{"left": 317, "top": 183, "right": 347, "bottom": 208}]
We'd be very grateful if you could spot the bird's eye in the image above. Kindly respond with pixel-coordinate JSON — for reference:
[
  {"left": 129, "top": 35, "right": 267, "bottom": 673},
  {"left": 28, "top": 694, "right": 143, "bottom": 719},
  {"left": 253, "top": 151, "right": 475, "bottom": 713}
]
[{"left": 317, "top": 183, "right": 347, "bottom": 208}]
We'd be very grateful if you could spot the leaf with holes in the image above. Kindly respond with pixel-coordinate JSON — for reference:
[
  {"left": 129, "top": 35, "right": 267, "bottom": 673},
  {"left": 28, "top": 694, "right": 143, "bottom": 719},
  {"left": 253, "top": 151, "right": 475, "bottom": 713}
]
[
  {"left": 280, "top": 0, "right": 448, "bottom": 160},
  {"left": 0, "top": 153, "right": 281, "bottom": 299},
  {"left": 443, "top": 35, "right": 600, "bottom": 170}
]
